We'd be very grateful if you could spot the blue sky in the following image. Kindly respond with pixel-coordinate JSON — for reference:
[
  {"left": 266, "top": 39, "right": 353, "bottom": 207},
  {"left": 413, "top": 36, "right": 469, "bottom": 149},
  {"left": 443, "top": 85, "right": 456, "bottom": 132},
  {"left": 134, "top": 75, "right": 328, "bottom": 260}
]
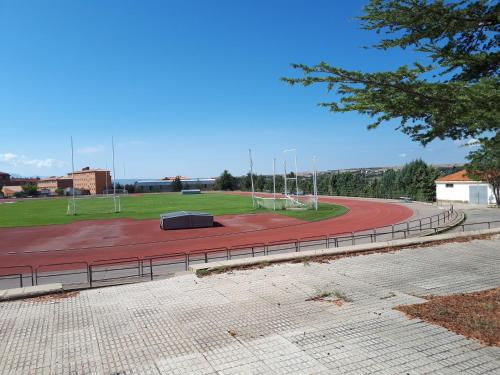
[{"left": 0, "top": 0, "right": 471, "bottom": 179}]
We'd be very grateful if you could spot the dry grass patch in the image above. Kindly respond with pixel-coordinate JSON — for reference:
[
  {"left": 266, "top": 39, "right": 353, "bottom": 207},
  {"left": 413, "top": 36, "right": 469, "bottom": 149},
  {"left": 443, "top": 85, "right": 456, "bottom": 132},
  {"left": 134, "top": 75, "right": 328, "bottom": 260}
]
[
  {"left": 27, "top": 291, "right": 80, "bottom": 302},
  {"left": 395, "top": 287, "right": 499, "bottom": 347}
]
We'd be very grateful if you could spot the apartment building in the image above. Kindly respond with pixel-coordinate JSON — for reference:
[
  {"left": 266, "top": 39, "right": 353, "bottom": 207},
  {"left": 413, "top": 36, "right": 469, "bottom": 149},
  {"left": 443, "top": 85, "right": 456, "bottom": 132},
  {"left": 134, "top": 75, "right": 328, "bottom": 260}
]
[
  {"left": 38, "top": 176, "right": 74, "bottom": 193},
  {"left": 69, "top": 168, "right": 112, "bottom": 195}
]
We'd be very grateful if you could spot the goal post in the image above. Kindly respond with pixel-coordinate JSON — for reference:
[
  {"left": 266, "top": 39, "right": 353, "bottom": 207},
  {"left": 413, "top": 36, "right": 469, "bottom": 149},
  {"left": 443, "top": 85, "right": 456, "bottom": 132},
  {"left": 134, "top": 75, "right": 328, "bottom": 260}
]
[
  {"left": 251, "top": 149, "right": 318, "bottom": 211},
  {"left": 66, "top": 195, "right": 121, "bottom": 216}
]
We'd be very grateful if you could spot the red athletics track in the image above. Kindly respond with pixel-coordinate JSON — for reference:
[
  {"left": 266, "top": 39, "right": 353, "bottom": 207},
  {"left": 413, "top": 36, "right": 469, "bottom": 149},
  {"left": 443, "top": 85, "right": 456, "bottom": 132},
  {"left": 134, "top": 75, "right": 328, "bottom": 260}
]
[{"left": 0, "top": 197, "right": 412, "bottom": 270}]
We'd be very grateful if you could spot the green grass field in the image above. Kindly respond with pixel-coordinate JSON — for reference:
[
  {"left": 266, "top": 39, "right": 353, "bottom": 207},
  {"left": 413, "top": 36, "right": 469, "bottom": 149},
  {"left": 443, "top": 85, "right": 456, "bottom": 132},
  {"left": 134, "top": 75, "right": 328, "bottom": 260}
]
[{"left": 0, "top": 193, "right": 347, "bottom": 228}]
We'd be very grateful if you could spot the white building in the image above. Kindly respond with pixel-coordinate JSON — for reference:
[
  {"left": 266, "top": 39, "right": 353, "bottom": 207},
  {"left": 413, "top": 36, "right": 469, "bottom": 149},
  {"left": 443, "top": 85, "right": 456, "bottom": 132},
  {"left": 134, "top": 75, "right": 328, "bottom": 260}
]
[{"left": 435, "top": 170, "right": 496, "bottom": 205}]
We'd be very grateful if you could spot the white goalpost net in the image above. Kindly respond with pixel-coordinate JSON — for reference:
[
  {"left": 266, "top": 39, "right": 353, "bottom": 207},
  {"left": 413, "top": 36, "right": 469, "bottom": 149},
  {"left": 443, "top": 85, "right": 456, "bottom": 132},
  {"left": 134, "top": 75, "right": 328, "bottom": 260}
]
[
  {"left": 255, "top": 195, "right": 316, "bottom": 211},
  {"left": 66, "top": 195, "right": 121, "bottom": 216},
  {"left": 102, "top": 188, "right": 128, "bottom": 196}
]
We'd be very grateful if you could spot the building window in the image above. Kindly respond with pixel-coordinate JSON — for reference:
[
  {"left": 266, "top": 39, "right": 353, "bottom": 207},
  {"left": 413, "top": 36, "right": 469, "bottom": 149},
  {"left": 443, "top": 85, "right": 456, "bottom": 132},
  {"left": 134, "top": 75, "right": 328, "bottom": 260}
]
[{"left": 445, "top": 183, "right": 454, "bottom": 188}]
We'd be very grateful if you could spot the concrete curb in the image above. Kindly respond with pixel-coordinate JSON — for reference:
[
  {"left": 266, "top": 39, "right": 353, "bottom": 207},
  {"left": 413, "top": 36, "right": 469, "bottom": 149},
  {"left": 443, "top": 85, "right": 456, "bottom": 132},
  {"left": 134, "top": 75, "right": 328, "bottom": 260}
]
[
  {"left": 0, "top": 283, "right": 63, "bottom": 302},
  {"left": 189, "top": 227, "right": 500, "bottom": 275}
]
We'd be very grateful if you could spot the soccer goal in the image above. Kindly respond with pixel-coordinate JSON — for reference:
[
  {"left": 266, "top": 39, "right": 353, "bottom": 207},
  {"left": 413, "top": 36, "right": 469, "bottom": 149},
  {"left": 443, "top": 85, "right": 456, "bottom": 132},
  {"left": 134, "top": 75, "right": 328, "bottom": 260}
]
[
  {"left": 249, "top": 149, "right": 319, "bottom": 211},
  {"left": 255, "top": 195, "right": 316, "bottom": 210},
  {"left": 66, "top": 195, "right": 121, "bottom": 216}
]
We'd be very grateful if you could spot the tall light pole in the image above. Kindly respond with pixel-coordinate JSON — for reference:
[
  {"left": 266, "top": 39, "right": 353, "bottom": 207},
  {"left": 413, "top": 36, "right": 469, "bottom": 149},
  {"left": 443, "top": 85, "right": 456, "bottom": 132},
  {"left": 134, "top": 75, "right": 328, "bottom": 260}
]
[
  {"left": 112, "top": 136, "right": 117, "bottom": 212},
  {"left": 70, "top": 136, "right": 76, "bottom": 215},
  {"left": 313, "top": 156, "right": 318, "bottom": 210},
  {"left": 248, "top": 149, "right": 255, "bottom": 208},
  {"left": 283, "top": 149, "right": 298, "bottom": 197},
  {"left": 283, "top": 160, "right": 287, "bottom": 196},
  {"left": 272, "top": 158, "right": 276, "bottom": 210}
]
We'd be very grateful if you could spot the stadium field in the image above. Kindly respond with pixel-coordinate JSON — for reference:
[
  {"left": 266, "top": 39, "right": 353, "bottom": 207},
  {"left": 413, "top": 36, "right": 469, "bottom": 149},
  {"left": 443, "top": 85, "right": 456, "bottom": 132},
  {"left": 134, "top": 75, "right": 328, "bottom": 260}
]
[{"left": 0, "top": 193, "right": 347, "bottom": 228}]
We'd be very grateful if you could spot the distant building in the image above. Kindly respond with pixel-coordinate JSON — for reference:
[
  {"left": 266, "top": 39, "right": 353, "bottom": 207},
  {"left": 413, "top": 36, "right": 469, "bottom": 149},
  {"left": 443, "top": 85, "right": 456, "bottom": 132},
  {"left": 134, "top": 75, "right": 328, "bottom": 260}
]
[
  {"left": 135, "top": 178, "right": 216, "bottom": 193},
  {"left": 1, "top": 185, "right": 23, "bottom": 197},
  {"left": 69, "top": 167, "right": 112, "bottom": 195},
  {"left": 9, "top": 177, "right": 40, "bottom": 185},
  {"left": 435, "top": 170, "right": 495, "bottom": 205},
  {"left": 0, "top": 172, "right": 10, "bottom": 186},
  {"left": 38, "top": 176, "right": 74, "bottom": 193},
  {"left": 162, "top": 176, "right": 190, "bottom": 181}
]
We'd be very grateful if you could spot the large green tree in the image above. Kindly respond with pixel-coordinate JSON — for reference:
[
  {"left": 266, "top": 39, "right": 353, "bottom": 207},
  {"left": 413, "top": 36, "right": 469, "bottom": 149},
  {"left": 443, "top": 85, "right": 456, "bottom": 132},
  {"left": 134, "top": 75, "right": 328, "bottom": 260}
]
[
  {"left": 215, "top": 170, "right": 237, "bottom": 191},
  {"left": 283, "top": 0, "right": 499, "bottom": 145},
  {"left": 171, "top": 176, "right": 183, "bottom": 192}
]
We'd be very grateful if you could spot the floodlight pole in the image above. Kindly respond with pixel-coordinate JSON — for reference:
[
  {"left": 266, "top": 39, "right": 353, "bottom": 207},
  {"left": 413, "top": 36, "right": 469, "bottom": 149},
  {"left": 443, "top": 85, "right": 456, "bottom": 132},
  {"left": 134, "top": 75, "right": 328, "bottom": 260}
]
[
  {"left": 112, "top": 136, "right": 117, "bottom": 212},
  {"left": 249, "top": 149, "right": 256, "bottom": 208},
  {"left": 294, "top": 153, "right": 299, "bottom": 199},
  {"left": 272, "top": 158, "right": 276, "bottom": 210},
  {"left": 105, "top": 161, "right": 109, "bottom": 195},
  {"left": 70, "top": 136, "right": 76, "bottom": 215},
  {"left": 283, "top": 160, "right": 287, "bottom": 196},
  {"left": 313, "top": 156, "right": 318, "bottom": 210}
]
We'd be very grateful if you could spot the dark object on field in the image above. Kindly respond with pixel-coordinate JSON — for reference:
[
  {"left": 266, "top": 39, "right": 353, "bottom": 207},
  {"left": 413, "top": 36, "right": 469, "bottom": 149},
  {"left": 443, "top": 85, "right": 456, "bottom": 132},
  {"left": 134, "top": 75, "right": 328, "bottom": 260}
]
[{"left": 160, "top": 211, "right": 213, "bottom": 230}]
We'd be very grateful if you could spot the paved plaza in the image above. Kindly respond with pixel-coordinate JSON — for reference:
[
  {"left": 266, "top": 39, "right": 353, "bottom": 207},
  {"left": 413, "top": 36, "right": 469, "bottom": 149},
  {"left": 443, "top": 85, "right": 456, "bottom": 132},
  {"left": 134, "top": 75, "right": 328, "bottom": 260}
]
[{"left": 0, "top": 236, "right": 499, "bottom": 374}]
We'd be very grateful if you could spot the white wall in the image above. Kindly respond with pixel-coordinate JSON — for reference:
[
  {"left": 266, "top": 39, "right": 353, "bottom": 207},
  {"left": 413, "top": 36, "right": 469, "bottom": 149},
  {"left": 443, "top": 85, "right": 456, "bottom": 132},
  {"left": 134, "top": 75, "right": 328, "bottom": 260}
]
[
  {"left": 436, "top": 182, "right": 496, "bottom": 204},
  {"left": 436, "top": 182, "right": 469, "bottom": 202}
]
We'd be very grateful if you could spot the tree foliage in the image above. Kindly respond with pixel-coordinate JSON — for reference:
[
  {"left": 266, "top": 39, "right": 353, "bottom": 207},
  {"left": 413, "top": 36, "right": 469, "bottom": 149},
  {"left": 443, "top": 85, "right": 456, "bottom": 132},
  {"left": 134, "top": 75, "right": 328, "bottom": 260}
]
[
  {"left": 465, "top": 134, "right": 500, "bottom": 204},
  {"left": 21, "top": 183, "right": 38, "bottom": 196},
  {"left": 171, "top": 176, "right": 183, "bottom": 192},
  {"left": 282, "top": 0, "right": 499, "bottom": 145},
  {"left": 238, "top": 160, "right": 441, "bottom": 202},
  {"left": 215, "top": 170, "right": 237, "bottom": 191}
]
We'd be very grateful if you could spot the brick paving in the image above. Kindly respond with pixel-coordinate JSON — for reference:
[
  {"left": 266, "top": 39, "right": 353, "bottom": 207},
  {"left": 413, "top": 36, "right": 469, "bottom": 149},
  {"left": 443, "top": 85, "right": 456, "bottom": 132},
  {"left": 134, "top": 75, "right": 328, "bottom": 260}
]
[{"left": 0, "top": 236, "right": 499, "bottom": 374}]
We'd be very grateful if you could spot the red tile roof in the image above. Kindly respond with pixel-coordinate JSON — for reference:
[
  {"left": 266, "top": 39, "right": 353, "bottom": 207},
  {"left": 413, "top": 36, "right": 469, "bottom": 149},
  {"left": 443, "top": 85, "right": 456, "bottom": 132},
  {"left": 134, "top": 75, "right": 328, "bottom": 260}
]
[{"left": 435, "top": 170, "right": 474, "bottom": 182}]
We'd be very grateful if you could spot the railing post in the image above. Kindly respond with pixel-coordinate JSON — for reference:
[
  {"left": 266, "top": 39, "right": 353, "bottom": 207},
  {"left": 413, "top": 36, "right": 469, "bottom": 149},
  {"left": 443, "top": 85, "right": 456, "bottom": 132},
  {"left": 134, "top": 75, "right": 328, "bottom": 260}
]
[
  {"left": 89, "top": 266, "right": 93, "bottom": 287},
  {"left": 326, "top": 236, "right": 330, "bottom": 248},
  {"left": 352, "top": 232, "right": 355, "bottom": 245},
  {"left": 35, "top": 269, "right": 38, "bottom": 286},
  {"left": 334, "top": 238, "right": 338, "bottom": 248},
  {"left": 204, "top": 252, "right": 208, "bottom": 263},
  {"left": 31, "top": 270, "right": 34, "bottom": 287},
  {"left": 391, "top": 225, "right": 395, "bottom": 239},
  {"left": 227, "top": 249, "right": 231, "bottom": 260},
  {"left": 488, "top": 222, "right": 491, "bottom": 229},
  {"left": 403, "top": 230, "right": 407, "bottom": 239},
  {"left": 295, "top": 241, "right": 299, "bottom": 252},
  {"left": 185, "top": 254, "right": 189, "bottom": 271},
  {"left": 251, "top": 246, "right": 255, "bottom": 257},
  {"left": 419, "top": 219, "right": 422, "bottom": 231},
  {"left": 87, "top": 265, "right": 90, "bottom": 283},
  {"left": 19, "top": 274, "right": 23, "bottom": 288},
  {"left": 150, "top": 259, "right": 153, "bottom": 281}
]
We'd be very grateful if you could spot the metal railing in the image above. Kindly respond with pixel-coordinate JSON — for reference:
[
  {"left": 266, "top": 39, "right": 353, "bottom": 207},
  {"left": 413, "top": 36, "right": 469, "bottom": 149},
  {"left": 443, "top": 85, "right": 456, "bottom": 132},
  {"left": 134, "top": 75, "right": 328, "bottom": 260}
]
[{"left": 4, "top": 207, "right": 492, "bottom": 291}]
